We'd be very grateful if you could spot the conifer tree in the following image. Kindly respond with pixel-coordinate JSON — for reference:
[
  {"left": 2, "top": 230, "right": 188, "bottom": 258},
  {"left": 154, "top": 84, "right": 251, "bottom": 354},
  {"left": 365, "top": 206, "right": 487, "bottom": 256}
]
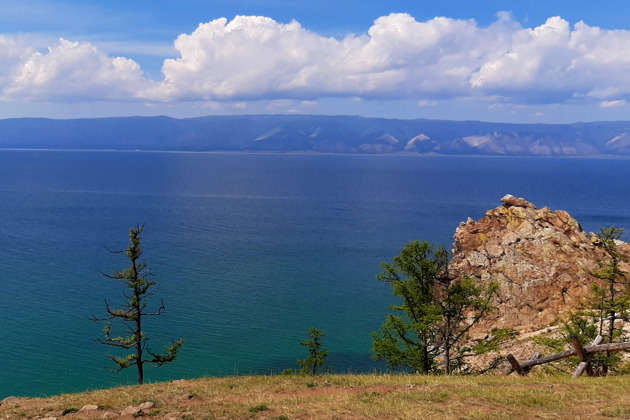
[
  {"left": 297, "top": 327, "right": 329, "bottom": 375},
  {"left": 91, "top": 224, "right": 183, "bottom": 385},
  {"left": 589, "top": 226, "right": 629, "bottom": 345},
  {"left": 372, "top": 240, "right": 497, "bottom": 374},
  {"left": 586, "top": 226, "right": 629, "bottom": 373}
]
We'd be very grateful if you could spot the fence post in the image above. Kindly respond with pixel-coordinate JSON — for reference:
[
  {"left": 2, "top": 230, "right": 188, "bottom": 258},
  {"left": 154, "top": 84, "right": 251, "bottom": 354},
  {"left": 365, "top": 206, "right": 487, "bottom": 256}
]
[
  {"left": 505, "top": 336, "right": 630, "bottom": 376},
  {"left": 506, "top": 354, "right": 524, "bottom": 376},
  {"left": 573, "top": 335, "right": 603, "bottom": 378}
]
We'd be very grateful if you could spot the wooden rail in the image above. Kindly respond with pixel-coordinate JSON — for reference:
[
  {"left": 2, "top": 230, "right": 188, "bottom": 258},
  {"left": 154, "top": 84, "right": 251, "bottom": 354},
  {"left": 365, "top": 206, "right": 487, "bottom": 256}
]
[{"left": 506, "top": 335, "right": 630, "bottom": 377}]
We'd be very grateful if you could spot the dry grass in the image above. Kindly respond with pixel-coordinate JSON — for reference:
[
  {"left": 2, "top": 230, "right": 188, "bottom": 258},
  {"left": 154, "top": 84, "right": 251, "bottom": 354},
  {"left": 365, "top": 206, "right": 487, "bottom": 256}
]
[{"left": 3, "top": 374, "right": 630, "bottom": 419}]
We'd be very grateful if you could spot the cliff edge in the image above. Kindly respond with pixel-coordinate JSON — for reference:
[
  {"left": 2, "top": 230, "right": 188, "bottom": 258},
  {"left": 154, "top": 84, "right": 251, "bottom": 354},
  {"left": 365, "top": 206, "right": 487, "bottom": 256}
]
[{"left": 450, "top": 194, "right": 630, "bottom": 333}]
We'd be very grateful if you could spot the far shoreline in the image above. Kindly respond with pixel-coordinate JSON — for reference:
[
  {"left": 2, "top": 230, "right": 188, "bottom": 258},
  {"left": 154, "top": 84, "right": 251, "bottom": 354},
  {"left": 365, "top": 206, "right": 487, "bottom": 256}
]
[{"left": 0, "top": 148, "right": 628, "bottom": 159}]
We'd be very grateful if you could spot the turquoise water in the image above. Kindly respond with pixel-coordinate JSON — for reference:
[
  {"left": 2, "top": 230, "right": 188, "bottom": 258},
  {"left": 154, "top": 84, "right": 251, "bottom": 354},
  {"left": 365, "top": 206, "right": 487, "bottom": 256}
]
[{"left": 1, "top": 151, "right": 629, "bottom": 397}]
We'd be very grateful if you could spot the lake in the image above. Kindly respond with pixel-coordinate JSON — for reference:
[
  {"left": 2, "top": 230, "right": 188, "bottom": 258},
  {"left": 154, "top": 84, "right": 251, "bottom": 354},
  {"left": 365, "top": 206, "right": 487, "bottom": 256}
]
[{"left": 1, "top": 151, "right": 629, "bottom": 397}]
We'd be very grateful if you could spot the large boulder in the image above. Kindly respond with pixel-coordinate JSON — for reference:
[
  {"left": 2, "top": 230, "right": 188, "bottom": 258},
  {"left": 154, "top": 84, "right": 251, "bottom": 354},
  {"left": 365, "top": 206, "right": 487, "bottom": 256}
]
[{"left": 449, "top": 194, "right": 630, "bottom": 333}]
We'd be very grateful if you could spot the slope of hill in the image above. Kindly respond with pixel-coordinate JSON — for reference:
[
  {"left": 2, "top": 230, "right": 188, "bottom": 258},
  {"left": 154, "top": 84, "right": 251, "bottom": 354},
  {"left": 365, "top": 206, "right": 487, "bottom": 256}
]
[
  {"left": 2, "top": 374, "right": 630, "bottom": 419},
  {"left": 1, "top": 115, "right": 630, "bottom": 156}
]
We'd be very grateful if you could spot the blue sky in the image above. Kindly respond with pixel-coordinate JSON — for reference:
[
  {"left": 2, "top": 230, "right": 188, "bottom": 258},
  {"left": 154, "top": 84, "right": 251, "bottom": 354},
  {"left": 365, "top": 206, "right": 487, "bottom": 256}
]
[{"left": 1, "top": 0, "right": 630, "bottom": 122}]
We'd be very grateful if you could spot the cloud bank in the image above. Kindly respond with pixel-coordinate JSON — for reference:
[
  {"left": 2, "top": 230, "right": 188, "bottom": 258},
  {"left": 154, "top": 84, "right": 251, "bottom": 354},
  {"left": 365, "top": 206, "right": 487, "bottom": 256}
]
[{"left": 2, "top": 13, "right": 630, "bottom": 109}]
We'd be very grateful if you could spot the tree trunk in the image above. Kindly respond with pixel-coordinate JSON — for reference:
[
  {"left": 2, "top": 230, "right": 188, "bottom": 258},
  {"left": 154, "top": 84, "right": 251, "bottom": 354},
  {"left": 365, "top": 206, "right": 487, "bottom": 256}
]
[
  {"left": 445, "top": 312, "right": 451, "bottom": 375},
  {"left": 608, "top": 279, "right": 616, "bottom": 345},
  {"left": 604, "top": 280, "right": 616, "bottom": 375},
  {"left": 422, "top": 344, "right": 429, "bottom": 374},
  {"left": 136, "top": 300, "right": 144, "bottom": 385},
  {"left": 138, "top": 358, "right": 144, "bottom": 385}
]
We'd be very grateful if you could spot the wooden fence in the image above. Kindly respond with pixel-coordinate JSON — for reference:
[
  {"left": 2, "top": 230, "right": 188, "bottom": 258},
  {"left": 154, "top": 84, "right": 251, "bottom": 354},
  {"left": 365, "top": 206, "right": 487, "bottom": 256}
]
[{"left": 506, "top": 334, "right": 630, "bottom": 377}]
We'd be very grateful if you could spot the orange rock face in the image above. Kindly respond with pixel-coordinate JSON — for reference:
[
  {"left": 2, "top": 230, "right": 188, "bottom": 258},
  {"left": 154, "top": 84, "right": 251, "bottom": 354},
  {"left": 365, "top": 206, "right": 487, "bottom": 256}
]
[{"left": 449, "top": 194, "right": 630, "bottom": 333}]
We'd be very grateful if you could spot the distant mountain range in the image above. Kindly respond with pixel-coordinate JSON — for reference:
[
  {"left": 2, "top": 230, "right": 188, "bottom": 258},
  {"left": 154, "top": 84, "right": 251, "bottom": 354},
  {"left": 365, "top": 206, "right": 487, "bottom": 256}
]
[{"left": 2, "top": 114, "right": 630, "bottom": 156}]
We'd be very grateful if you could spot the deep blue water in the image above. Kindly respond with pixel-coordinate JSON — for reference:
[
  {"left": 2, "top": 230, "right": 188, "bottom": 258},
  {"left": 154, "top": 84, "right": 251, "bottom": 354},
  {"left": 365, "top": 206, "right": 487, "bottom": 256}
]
[{"left": 1, "top": 151, "right": 629, "bottom": 398}]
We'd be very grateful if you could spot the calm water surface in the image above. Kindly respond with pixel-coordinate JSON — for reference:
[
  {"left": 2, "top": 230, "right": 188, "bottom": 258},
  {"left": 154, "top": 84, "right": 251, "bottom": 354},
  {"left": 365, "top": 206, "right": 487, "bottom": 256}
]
[{"left": 0, "top": 151, "right": 629, "bottom": 397}]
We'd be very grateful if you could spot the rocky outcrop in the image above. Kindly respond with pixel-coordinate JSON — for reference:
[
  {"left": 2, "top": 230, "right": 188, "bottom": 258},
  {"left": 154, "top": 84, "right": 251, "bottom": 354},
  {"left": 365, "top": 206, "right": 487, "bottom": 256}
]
[{"left": 450, "top": 194, "right": 630, "bottom": 333}]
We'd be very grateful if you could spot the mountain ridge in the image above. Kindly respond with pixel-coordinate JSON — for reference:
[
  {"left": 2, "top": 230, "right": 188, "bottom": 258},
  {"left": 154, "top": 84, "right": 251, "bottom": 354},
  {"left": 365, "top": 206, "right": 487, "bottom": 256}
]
[{"left": 1, "top": 114, "right": 630, "bottom": 156}]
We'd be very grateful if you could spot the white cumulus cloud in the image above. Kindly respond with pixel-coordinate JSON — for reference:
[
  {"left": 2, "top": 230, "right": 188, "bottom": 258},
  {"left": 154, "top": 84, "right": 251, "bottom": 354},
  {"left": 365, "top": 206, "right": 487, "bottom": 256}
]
[
  {"left": 142, "top": 13, "right": 499, "bottom": 101},
  {"left": 1, "top": 38, "right": 154, "bottom": 101},
  {"left": 144, "top": 13, "right": 630, "bottom": 106},
  {"left": 141, "top": 15, "right": 343, "bottom": 101},
  {"left": 3, "top": 13, "right": 630, "bottom": 109},
  {"left": 469, "top": 17, "right": 630, "bottom": 103},
  {"left": 0, "top": 35, "right": 34, "bottom": 87}
]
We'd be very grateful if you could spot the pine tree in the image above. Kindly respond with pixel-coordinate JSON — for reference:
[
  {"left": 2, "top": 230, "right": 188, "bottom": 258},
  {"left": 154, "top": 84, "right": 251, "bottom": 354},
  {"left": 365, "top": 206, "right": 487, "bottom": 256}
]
[
  {"left": 91, "top": 224, "right": 183, "bottom": 385},
  {"left": 590, "top": 226, "right": 629, "bottom": 345},
  {"left": 297, "top": 327, "right": 329, "bottom": 375},
  {"left": 587, "top": 226, "right": 629, "bottom": 373},
  {"left": 372, "top": 240, "right": 496, "bottom": 374}
]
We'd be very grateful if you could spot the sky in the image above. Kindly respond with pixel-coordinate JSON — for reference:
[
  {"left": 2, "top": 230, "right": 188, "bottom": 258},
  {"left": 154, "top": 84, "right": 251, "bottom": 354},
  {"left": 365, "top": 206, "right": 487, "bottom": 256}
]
[{"left": 2, "top": 0, "right": 630, "bottom": 123}]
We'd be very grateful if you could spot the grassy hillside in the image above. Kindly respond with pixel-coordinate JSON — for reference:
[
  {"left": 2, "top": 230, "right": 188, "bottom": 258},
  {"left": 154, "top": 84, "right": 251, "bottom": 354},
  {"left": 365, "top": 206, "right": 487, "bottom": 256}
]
[{"left": 2, "top": 374, "right": 630, "bottom": 419}]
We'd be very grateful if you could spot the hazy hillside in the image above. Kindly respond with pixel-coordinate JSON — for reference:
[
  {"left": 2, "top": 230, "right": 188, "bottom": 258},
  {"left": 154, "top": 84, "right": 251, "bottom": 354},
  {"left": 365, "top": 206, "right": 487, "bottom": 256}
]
[{"left": 1, "top": 115, "right": 630, "bottom": 156}]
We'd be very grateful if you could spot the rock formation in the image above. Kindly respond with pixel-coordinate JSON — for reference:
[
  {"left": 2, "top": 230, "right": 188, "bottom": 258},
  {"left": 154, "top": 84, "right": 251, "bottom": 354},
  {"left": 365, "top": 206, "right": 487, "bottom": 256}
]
[{"left": 449, "top": 194, "right": 630, "bottom": 333}]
